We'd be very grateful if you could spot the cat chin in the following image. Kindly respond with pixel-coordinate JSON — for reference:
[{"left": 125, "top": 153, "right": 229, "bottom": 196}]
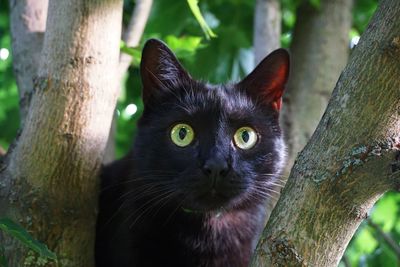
[
  {"left": 181, "top": 206, "right": 225, "bottom": 216},
  {"left": 179, "top": 190, "right": 252, "bottom": 215},
  {"left": 181, "top": 194, "right": 231, "bottom": 212}
]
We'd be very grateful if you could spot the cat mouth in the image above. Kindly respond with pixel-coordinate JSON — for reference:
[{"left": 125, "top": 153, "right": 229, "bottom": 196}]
[{"left": 182, "top": 191, "right": 233, "bottom": 212}]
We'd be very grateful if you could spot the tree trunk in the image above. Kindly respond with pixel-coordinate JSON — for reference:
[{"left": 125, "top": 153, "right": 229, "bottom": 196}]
[
  {"left": 253, "top": 0, "right": 281, "bottom": 65},
  {"left": 9, "top": 0, "right": 48, "bottom": 126},
  {"left": 251, "top": 0, "right": 400, "bottom": 266},
  {"left": 283, "top": 0, "right": 353, "bottom": 173},
  {"left": 1, "top": 0, "right": 122, "bottom": 266},
  {"left": 103, "top": 0, "right": 153, "bottom": 164}
]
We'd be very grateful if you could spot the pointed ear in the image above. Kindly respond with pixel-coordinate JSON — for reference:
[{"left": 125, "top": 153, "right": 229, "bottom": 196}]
[
  {"left": 140, "top": 39, "right": 191, "bottom": 103},
  {"left": 237, "top": 49, "right": 290, "bottom": 111}
]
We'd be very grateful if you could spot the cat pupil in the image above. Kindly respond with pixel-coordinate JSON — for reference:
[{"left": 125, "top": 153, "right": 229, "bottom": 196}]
[
  {"left": 242, "top": 131, "right": 249, "bottom": 143},
  {"left": 179, "top": 127, "right": 187, "bottom": 140}
]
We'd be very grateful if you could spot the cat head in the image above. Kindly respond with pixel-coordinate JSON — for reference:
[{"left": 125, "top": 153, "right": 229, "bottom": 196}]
[{"left": 131, "top": 39, "right": 289, "bottom": 213}]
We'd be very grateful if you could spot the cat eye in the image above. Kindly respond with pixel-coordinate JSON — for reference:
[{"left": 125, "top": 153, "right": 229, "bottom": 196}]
[
  {"left": 170, "top": 123, "right": 195, "bottom": 147},
  {"left": 233, "top": 127, "right": 258, "bottom": 150}
]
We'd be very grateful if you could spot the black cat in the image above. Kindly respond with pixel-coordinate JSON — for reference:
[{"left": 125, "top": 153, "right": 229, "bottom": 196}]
[{"left": 95, "top": 39, "right": 289, "bottom": 267}]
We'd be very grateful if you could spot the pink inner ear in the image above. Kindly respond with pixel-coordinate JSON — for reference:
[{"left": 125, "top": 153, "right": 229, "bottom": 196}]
[
  {"left": 265, "top": 90, "right": 283, "bottom": 110},
  {"left": 263, "top": 67, "right": 288, "bottom": 110},
  {"left": 237, "top": 48, "right": 290, "bottom": 110},
  {"left": 271, "top": 98, "right": 282, "bottom": 111}
]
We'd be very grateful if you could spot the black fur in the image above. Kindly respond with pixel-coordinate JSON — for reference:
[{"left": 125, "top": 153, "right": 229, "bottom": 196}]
[{"left": 95, "top": 39, "right": 289, "bottom": 267}]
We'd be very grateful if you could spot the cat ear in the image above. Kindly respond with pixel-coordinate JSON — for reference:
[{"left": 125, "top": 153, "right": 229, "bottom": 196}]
[
  {"left": 237, "top": 49, "right": 290, "bottom": 111},
  {"left": 140, "top": 39, "right": 191, "bottom": 103}
]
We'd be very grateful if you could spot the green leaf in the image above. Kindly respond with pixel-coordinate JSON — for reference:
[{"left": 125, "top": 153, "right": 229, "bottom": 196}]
[
  {"left": 354, "top": 227, "right": 378, "bottom": 254},
  {"left": 187, "top": 0, "right": 217, "bottom": 40},
  {"left": 371, "top": 193, "right": 400, "bottom": 232},
  {"left": 0, "top": 246, "right": 8, "bottom": 267},
  {"left": 164, "top": 35, "right": 205, "bottom": 60},
  {"left": 120, "top": 41, "right": 142, "bottom": 66},
  {"left": 309, "top": 0, "right": 321, "bottom": 9},
  {"left": 0, "top": 218, "right": 57, "bottom": 261}
]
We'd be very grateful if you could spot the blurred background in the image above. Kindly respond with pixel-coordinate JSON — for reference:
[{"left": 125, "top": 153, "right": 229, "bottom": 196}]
[{"left": 1, "top": 0, "right": 399, "bottom": 266}]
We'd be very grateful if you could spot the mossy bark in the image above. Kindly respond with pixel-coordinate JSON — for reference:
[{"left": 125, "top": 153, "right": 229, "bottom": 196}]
[
  {"left": 1, "top": 0, "right": 122, "bottom": 266},
  {"left": 252, "top": 0, "right": 400, "bottom": 266}
]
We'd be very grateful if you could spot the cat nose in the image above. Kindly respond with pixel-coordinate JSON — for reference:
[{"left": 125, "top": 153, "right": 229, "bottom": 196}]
[{"left": 202, "top": 158, "right": 230, "bottom": 178}]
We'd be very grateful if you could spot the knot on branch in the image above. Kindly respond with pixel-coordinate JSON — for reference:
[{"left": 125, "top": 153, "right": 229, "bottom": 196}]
[
  {"left": 267, "top": 235, "right": 306, "bottom": 267},
  {"left": 69, "top": 56, "right": 100, "bottom": 68},
  {"left": 33, "top": 76, "right": 50, "bottom": 92},
  {"left": 391, "top": 36, "right": 400, "bottom": 48},
  {"left": 383, "top": 36, "right": 400, "bottom": 59}
]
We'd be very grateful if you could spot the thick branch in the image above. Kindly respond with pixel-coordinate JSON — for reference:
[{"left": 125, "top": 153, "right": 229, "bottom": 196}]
[
  {"left": 252, "top": 0, "right": 400, "bottom": 266},
  {"left": 282, "top": 0, "right": 353, "bottom": 174},
  {"left": 119, "top": 0, "right": 153, "bottom": 78},
  {"left": 9, "top": 0, "right": 48, "bottom": 125},
  {"left": 2, "top": 0, "right": 123, "bottom": 265},
  {"left": 253, "top": 0, "right": 281, "bottom": 65}
]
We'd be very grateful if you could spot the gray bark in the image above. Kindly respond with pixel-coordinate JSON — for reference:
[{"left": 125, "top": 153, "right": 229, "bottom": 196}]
[
  {"left": 283, "top": 0, "right": 353, "bottom": 173},
  {"left": 119, "top": 0, "right": 153, "bottom": 79},
  {"left": 9, "top": 0, "right": 48, "bottom": 126},
  {"left": 251, "top": 0, "right": 400, "bottom": 266},
  {"left": 1, "top": 0, "right": 123, "bottom": 266},
  {"left": 253, "top": 0, "right": 281, "bottom": 65},
  {"left": 103, "top": 0, "right": 153, "bottom": 163}
]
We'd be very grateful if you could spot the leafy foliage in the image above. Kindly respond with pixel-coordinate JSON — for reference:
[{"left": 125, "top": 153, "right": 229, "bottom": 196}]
[
  {"left": 187, "top": 0, "right": 217, "bottom": 39},
  {"left": 0, "top": 1, "right": 19, "bottom": 150},
  {"left": 0, "top": 218, "right": 57, "bottom": 265},
  {"left": 0, "top": 246, "right": 7, "bottom": 267},
  {"left": 344, "top": 192, "right": 400, "bottom": 266}
]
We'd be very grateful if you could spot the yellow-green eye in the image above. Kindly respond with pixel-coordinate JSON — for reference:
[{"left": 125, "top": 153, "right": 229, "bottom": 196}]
[
  {"left": 170, "top": 123, "right": 195, "bottom": 147},
  {"left": 233, "top": 127, "right": 258, "bottom": 150}
]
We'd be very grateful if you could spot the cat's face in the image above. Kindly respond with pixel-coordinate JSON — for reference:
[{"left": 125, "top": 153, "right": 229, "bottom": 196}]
[{"left": 131, "top": 39, "right": 289, "bottom": 213}]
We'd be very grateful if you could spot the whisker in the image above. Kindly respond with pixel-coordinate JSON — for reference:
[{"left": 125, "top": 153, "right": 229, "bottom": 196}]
[
  {"left": 128, "top": 189, "right": 176, "bottom": 229},
  {"left": 163, "top": 193, "right": 188, "bottom": 226}
]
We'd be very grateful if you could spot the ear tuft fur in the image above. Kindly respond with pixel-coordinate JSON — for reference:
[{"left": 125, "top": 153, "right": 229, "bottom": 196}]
[
  {"left": 237, "top": 49, "right": 290, "bottom": 111},
  {"left": 140, "top": 39, "right": 191, "bottom": 103}
]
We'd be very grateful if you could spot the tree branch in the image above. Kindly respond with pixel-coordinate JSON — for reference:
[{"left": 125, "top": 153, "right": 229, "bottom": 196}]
[
  {"left": 253, "top": 0, "right": 281, "bottom": 65},
  {"left": 282, "top": 0, "right": 353, "bottom": 175},
  {"left": 367, "top": 218, "right": 400, "bottom": 259},
  {"left": 9, "top": 0, "right": 48, "bottom": 126},
  {"left": 104, "top": 0, "right": 153, "bottom": 163},
  {"left": 118, "top": 0, "right": 153, "bottom": 79},
  {"left": 341, "top": 255, "right": 351, "bottom": 267},
  {"left": 251, "top": 0, "right": 400, "bottom": 266},
  {"left": 0, "top": 146, "right": 5, "bottom": 157},
  {"left": 390, "top": 152, "right": 400, "bottom": 191},
  {"left": 2, "top": 0, "right": 123, "bottom": 265}
]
